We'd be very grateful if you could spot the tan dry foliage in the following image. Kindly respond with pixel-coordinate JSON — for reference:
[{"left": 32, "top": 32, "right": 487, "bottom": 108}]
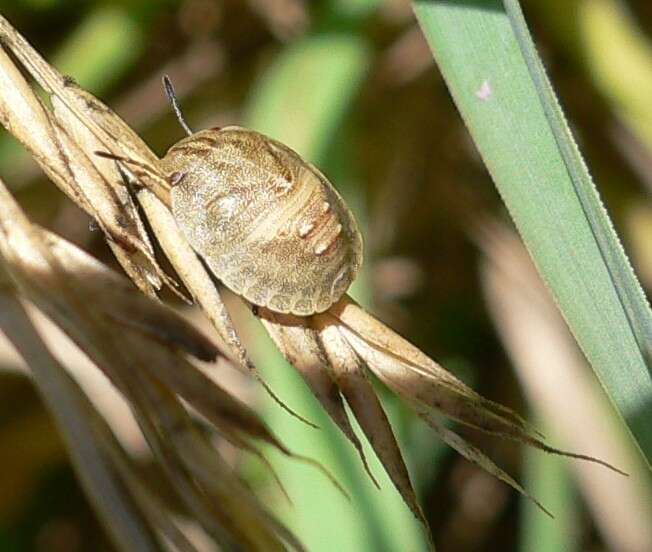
[
  {"left": 0, "top": 177, "right": 305, "bottom": 550},
  {"left": 0, "top": 13, "right": 626, "bottom": 549}
]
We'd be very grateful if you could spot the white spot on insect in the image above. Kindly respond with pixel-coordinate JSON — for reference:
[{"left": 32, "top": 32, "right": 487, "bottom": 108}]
[
  {"left": 321, "top": 201, "right": 331, "bottom": 214},
  {"left": 214, "top": 195, "right": 239, "bottom": 216},
  {"left": 330, "top": 265, "right": 349, "bottom": 297},
  {"left": 298, "top": 222, "right": 315, "bottom": 238},
  {"left": 315, "top": 227, "right": 340, "bottom": 255},
  {"left": 475, "top": 79, "right": 492, "bottom": 101}
]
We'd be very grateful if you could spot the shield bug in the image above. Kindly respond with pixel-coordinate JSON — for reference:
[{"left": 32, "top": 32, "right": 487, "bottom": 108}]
[{"left": 102, "top": 77, "right": 363, "bottom": 316}]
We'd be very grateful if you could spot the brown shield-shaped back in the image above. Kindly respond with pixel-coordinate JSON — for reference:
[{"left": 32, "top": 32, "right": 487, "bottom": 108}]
[{"left": 161, "top": 126, "right": 363, "bottom": 315}]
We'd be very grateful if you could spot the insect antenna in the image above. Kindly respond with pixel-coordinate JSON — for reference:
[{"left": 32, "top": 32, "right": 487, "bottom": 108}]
[
  {"left": 94, "top": 150, "right": 159, "bottom": 176},
  {"left": 163, "top": 74, "right": 193, "bottom": 136}
]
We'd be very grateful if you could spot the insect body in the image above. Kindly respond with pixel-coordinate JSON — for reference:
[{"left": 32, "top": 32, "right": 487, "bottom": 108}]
[{"left": 159, "top": 126, "right": 363, "bottom": 316}]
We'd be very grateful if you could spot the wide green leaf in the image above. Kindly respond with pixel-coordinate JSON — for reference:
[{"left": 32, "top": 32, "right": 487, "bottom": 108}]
[{"left": 413, "top": 0, "right": 652, "bottom": 467}]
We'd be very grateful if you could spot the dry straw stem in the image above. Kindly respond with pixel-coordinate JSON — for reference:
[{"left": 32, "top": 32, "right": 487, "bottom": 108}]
[
  {"left": 0, "top": 12, "right": 626, "bottom": 538},
  {"left": 0, "top": 33, "right": 163, "bottom": 298}
]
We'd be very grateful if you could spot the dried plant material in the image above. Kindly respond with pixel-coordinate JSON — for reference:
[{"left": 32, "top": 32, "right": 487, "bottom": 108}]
[
  {"left": 338, "top": 323, "right": 546, "bottom": 445},
  {"left": 259, "top": 308, "right": 376, "bottom": 480},
  {"left": 45, "top": 231, "right": 218, "bottom": 361},
  {"left": 340, "top": 299, "right": 629, "bottom": 451},
  {"left": 0, "top": 47, "right": 82, "bottom": 204},
  {"left": 332, "top": 302, "right": 534, "bottom": 440},
  {"left": 135, "top": 339, "right": 346, "bottom": 498},
  {"left": 330, "top": 296, "right": 538, "bottom": 436},
  {"left": 0, "top": 15, "right": 160, "bottom": 174},
  {"left": 313, "top": 314, "right": 427, "bottom": 526},
  {"left": 0, "top": 42, "right": 164, "bottom": 297},
  {"left": 0, "top": 292, "right": 160, "bottom": 552},
  {"left": 417, "top": 410, "right": 552, "bottom": 517},
  {"left": 100, "top": 438, "right": 199, "bottom": 552},
  {"left": 131, "top": 380, "right": 302, "bottom": 551},
  {"left": 0, "top": 177, "right": 303, "bottom": 550},
  {"left": 51, "top": 95, "right": 171, "bottom": 290},
  {"left": 311, "top": 296, "right": 623, "bottom": 516}
]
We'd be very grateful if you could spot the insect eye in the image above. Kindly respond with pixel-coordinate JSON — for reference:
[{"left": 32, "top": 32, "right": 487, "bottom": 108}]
[{"left": 169, "top": 171, "right": 186, "bottom": 186}]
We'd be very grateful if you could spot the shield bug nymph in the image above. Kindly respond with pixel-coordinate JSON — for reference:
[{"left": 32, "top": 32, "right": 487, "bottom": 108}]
[{"left": 102, "top": 77, "right": 363, "bottom": 316}]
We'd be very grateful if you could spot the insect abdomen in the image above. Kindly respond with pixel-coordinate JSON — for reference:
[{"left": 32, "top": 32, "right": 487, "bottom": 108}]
[{"left": 164, "top": 126, "right": 363, "bottom": 315}]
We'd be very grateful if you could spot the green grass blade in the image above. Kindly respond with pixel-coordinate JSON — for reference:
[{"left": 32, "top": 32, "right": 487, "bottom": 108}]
[
  {"left": 245, "top": 34, "right": 366, "bottom": 164},
  {"left": 413, "top": 0, "right": 652, "bottom": 467},
  {"left": 502, "top": 0, "right": 652, "bottom": 394},
  {"left": 51, "top": 5, "right": 142, "bottom": 93}
]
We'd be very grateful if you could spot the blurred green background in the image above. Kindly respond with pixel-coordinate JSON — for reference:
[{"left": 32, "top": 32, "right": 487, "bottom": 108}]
[{"left": 1, "top": 0, "right": 652, "bottom": 550}]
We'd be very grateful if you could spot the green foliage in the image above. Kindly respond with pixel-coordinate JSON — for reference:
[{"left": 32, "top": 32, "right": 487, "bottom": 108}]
[{"left": 414, "top": 0, "right": 652, "bottom": 469}]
